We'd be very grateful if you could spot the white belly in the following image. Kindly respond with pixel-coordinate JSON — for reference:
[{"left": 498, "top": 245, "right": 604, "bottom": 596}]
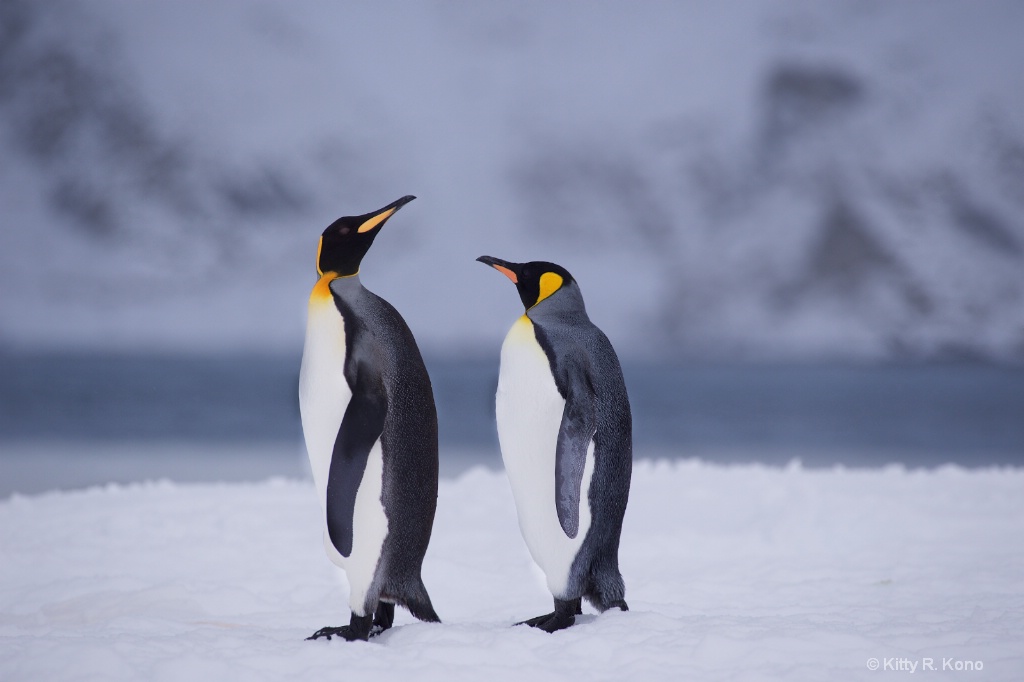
[
  {"left": 299, "top": 295, "right": 388, "bottom": 615},
  {"left": 496, "top": 316, "right": 594, "bottom": 598}
]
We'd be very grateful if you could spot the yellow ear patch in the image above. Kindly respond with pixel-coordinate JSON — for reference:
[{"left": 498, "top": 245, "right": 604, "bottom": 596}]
[
  {"left": 536, "top": 272, "right": 563, "bottom": 306},
  {"left": 357, "top": 207, "right": 396, "bottom": 233},
  {"left": 315, "top": 237, "right": 324, "bottom": 276}
]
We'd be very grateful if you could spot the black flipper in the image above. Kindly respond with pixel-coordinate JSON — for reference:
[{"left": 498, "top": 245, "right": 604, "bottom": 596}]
[
  {"left": 325, "top": 364, "right": 387, "bottom": 558},
  {"left": 555, "top": 365, "right": 597, "bottom": 539}
]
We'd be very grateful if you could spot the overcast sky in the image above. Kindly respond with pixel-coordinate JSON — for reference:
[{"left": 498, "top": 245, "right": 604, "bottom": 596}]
[{"left": 1, "top": 1, "right": 1022, "bottom": 361}]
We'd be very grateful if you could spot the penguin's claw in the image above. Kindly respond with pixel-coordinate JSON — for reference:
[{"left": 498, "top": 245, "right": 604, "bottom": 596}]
[
  {"left": 537, "top": 613, "right": 575, "bottom": 633},
  {"left": 515, "top": 613, "right": 550, "bottom": 628},
  {"left": 306, "top": 625, "right": 366, "bottom": 642},
  {"left": 515, "top": 597, "right": 581, "bottom": 632},
  {"left": 516, "top": 610, "right": 548, "bottom": 626},
  {"left": 515, "top": 611, "right": 576, "bottom": 633},
  {"left": 307, "top": 612, "right": 375, "bottom": 642},
  {"left": 306, "top": 624, "right": 392, "bottom": 641}
]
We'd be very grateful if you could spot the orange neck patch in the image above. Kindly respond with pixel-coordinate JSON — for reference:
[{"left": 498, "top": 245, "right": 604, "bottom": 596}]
[{"left": 310, "top": 272, "right": 338, "bottom": 303}]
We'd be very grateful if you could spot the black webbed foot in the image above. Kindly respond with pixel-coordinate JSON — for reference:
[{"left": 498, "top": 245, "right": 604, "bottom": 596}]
[
  {"left": 306, "top": 625, "right": 359, "bottom": 641},
  {"left": 517, "top": 613, "right": 553, "bottom": 628},
  {"left": 306, "top": 612, "right": 373, "bottom": 641},
  {"left": 515, "top": 597, "right": 581, "bottom": 633}
]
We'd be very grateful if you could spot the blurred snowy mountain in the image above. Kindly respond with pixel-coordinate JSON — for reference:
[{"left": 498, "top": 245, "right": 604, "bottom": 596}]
[{"left": 2, "top": 0, "right": 1022, "bottom": 361}]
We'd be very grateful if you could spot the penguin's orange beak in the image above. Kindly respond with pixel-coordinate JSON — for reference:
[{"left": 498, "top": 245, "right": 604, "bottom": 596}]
[{"left": 476, "top": 256, "right": 519, "bottom": 284}]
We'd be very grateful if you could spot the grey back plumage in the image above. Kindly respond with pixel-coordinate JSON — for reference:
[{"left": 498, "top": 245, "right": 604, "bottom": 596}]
[
  {"left": 527, "top": 280, "right": 632, "bottom": 610},
  {"left": 327, "top": 275, "right": 439, "bottom": 620}
]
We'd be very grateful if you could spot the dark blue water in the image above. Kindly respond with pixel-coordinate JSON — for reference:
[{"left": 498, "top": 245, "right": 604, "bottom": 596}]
[{"left": 1, "top": 353, "right": 1023, "bottom": 468}]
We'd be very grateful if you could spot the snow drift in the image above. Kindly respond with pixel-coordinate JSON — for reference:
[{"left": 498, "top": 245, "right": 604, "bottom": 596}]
[{"left": 1, "top": 459, "right": 1021, "bottom": 680}]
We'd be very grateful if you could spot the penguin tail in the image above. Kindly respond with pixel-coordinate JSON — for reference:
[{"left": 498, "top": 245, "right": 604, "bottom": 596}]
[
  {"left": 393, "top": 576, "right": 441, "bottom": 623},
  {"left": 582, "top": 556, "right": 627, "bottom": 613}
]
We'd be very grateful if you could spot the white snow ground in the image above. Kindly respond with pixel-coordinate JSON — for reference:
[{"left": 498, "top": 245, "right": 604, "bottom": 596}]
[{"left": 1, "top": 457, "right": 1021, "bottom": 680}]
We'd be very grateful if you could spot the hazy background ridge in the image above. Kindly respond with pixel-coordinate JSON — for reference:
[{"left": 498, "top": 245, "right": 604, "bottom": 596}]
[{"left": 2, "top": 0, "right": 1023, "bottom": 362}]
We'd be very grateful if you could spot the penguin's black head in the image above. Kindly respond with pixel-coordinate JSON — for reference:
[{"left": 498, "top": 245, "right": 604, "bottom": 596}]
[
  {"left": 477, "top": 256, "right": 576, "bottom": 311},
  {"left": 316, "top": 195, "right": 415, "bottom": 278}
]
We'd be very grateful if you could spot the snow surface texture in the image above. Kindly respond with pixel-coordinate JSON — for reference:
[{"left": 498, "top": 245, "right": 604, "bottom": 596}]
[
  {"left": 2, "top": 460, "right": 1021, "bottom": 680},
  {"left": 1, "top": 1, "right": 1023, "bottom": 361}
]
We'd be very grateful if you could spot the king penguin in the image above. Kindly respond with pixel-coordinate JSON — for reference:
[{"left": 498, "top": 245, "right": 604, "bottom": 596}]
[
  {"left": 299, "top": 195, "right": 440, "bottom": 641},
  {"left": 477, "top": 256, "right": 631, "bottom": 632}
]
